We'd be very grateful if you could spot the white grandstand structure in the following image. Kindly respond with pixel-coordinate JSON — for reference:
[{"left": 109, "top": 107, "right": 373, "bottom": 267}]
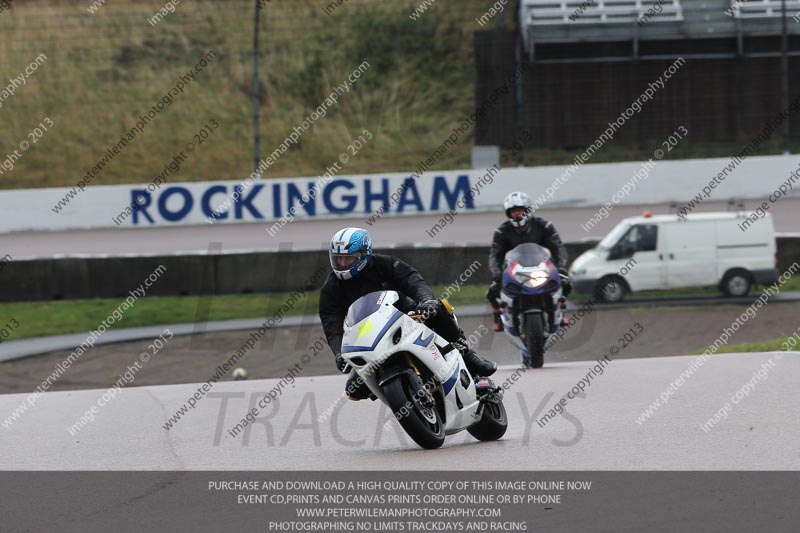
[{"left": 519, "top": 0, "right": 800, "bottom": 60}]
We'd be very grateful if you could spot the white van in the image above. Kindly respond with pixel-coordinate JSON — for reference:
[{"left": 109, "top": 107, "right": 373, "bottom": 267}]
[{"left": 569, "top": 211, "right": 779, "bottom": 302}]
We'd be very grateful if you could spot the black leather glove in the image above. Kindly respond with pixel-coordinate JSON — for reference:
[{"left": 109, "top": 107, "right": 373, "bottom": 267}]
[
  {"left": 334, "top": 352, "right": 348, "bottom": 373},
  {"left": 487, "top": 281, "right": 501, "bottom": 303},
  {"left": 558, "top": 268, "right": 572, "bottom": 297},
  {"left": 415, "top": 299, "right": 439, "bottom": 319}
]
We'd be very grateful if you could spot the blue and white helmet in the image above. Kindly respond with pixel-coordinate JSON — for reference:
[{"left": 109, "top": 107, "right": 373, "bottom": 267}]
[{"left": 329, "top": 227, "right": 373, "bottom": 280}]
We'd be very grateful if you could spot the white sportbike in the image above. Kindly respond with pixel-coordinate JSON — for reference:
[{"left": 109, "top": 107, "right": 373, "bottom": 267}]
[{"left": 340, "top": 290, "right": 507, "bottom": 449}]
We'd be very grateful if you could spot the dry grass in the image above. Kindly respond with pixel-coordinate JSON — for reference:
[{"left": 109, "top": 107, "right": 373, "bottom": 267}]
[{"left": 0, "top": 0, "right": 493, "bottom": 189}]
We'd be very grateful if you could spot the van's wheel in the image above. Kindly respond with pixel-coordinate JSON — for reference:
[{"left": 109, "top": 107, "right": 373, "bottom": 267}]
[
  {"left": 721, "top": 269, "right": 752, "bottom": 297},
  {"left": 596, "top": 275, "right": 627, "bottom": 303}
]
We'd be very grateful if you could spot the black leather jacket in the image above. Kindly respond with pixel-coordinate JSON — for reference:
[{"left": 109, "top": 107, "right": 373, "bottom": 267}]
[
  {"left": 489, "top": 217, "right": 567, "bottom": 281},
  {"left": 318, "top": 254, "right": 435, "bottom": 355}
]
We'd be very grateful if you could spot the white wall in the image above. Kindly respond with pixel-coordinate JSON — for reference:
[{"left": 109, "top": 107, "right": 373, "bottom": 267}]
[{"left": 1, "top": 154, "right": 798, "bottom": 233}]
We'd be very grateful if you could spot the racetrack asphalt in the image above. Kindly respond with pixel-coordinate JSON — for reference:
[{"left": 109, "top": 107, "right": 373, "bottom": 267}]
[{"left": 1, "top": 352, "right": 797, "bottom": 470}]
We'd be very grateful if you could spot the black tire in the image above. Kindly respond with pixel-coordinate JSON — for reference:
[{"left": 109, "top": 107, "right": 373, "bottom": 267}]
[
  {"left": 523, "top": 314, "right": 545, "bottom": 369},
  {"left": 381, "top": 373, "right": 445, "bottom": 450},
  {"left": 595, "top": 275, "right": 627, "bottom": 303},
  {"left": 467, "top": 399, "right": 508, "bottom": 441},
  {"left": 720, "top": 269, "right": 752, "bottom": 297}
]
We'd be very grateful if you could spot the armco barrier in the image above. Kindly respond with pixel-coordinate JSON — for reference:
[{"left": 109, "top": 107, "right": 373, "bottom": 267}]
[{"left": 3, "top": 238, "right": 798, "bottom": 303}]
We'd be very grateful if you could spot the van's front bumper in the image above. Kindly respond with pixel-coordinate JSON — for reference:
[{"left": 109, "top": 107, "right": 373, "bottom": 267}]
[{"left": 753, "top": 268, "right": 779, "bottom": 285}]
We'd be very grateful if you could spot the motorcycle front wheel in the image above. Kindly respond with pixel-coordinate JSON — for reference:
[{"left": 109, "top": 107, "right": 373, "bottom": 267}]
[
  {"left": 382, "top": 372, "right": 445, "bottom": 450},
  {"left": 523, "top": 313, "right": 545, "bottom": 368}
]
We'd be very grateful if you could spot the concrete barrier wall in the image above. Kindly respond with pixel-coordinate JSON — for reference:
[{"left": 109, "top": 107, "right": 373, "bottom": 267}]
[
  {"left": 0, "top": 242, "right": 596, "bottom": 303},
  {"left": 3, "top": 238, "right": 798, "bottom": 303}
]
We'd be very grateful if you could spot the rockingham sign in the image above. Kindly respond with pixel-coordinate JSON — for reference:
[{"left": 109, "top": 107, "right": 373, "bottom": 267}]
[
  {"left": 2, "top": 170, "right": 509, "bottom": 233},
  {"left": 1, "top": 154, "right": 798, "bottom": 233}
]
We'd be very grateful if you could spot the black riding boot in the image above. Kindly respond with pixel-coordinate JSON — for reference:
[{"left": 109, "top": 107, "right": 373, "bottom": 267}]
[
  {"left": 421, "top": 301, "right": 498, "bottom": 377},
  {"left": 492, "top": 309, "right": 503, "bottom": 332},
  {"left": 453, "top": 338, "right": 497, "bottom": 377},
  {"left": 345, "top": 370, "right": 374, "bottom": 401}
]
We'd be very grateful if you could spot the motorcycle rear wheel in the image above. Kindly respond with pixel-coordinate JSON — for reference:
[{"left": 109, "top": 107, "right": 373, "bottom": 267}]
[{"left": 467, "top": 399, "right": 508, "bottom": 441}]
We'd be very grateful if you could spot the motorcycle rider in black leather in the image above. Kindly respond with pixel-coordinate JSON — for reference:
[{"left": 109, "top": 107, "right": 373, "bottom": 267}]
[
  {"left": 319, "top": 227, "right": 497, "bottom": 401},
  {"left": 487, "top": 192, "right": 572, "bottom": 332}
]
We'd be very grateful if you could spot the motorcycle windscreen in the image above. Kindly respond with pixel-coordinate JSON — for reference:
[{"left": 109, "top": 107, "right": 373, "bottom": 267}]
[
  {"left": 344, "top": 291, "right": 397, "bottom": 327},
  {"left": 503, "top": 243, "right": 551, "bottom": 269}
]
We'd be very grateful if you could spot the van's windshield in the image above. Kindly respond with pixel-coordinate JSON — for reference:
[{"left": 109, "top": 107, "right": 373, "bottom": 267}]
[{"left": 597, "top": 222, "right": 630, "bottom": 250}]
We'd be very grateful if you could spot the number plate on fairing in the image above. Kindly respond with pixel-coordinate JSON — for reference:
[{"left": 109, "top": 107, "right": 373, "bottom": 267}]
[{"left": 475, "top": 378, "right": 493, "bottom": 389}]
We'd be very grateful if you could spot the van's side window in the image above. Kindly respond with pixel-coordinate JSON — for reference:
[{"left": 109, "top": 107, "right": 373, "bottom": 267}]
[
  {"left": 637, "top": 225, "right": 658, "bottom": 251},
  {"left": 621, "top": 224, "right": 658, "bottom": 252}
]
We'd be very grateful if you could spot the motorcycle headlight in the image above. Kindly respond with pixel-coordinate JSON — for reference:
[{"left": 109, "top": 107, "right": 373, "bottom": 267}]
[{"left": 514, "top": 269, "right": 549, "bottom": 287}]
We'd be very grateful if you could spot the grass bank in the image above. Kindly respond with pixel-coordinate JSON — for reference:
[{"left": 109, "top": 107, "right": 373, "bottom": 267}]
[
  {"left": 0, "top": 284, "right": 488, "bottom": 341},
  {"left": 3, "top": 276, "right": 799, "bottom": 341},
  {"left": 0, "top": 0, "right": 489, "bottom": 190},
  {"left": 689, "top": 337, "right": 800, "bottom": 354}
]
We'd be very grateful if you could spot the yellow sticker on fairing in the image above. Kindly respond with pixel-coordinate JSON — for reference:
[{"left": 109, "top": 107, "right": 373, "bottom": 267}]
[{"left": 357, "top": 320, "right": 373, "bottom": 339}]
